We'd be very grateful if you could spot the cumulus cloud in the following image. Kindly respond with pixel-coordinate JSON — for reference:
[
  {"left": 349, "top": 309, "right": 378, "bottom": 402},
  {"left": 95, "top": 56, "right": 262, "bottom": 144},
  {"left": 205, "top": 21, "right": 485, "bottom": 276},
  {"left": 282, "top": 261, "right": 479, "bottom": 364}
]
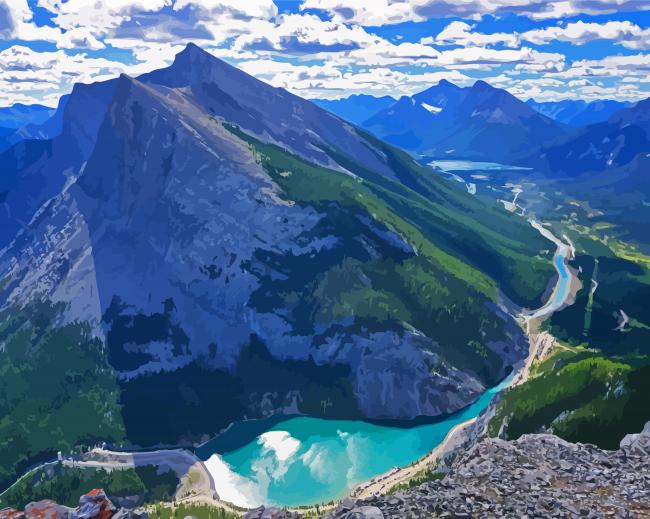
[
  {"left": 0, "top": 0, "right": 60, "bottom": 40},
  {"left": 301, "top": 0, "right": 650, "bottom": 25},
  {"left": 0, "top": 43, "right": 176, "bottom": 106},
  {"left": 521, "top": 20, "right": 650, "bottom": 49},
  {"left": 553, "top": 53, "right": 650, "bottom": 79},
  {"left": 432, "top": 19, "right": 650, "bottom": 51},
  {"left": 238, "top": 58, "right": 472, "bottom": 98},
  {"left": 429, "top": 21, "right": 519, "bottom": 48},
  {"left": 37, "top": 0, "right": 171, "bottom": 36},
  {"left": 231, "top": 13, "right": 379, "bottom": 54}
]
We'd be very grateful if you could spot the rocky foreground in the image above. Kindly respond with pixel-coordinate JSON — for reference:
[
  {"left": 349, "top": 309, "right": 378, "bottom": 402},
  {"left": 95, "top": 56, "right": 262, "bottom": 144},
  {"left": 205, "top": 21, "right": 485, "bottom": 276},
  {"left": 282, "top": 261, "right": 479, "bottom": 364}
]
[
  {"left": 249, "top": 423, "right": 650, "bottom": 519},
  {"left": 0, "top": 489, "right": 146, "bottom": 519}
]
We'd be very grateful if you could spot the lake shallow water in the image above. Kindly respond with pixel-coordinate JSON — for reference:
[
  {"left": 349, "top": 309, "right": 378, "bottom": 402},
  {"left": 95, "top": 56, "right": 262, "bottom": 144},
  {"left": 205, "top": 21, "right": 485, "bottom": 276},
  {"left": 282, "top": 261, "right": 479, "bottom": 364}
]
[
  {"left": 197, "top": 375, "right": 513, "bottom": 508},
  {"left": 197, "top": 221, "right": 571, "bottom": 509}
]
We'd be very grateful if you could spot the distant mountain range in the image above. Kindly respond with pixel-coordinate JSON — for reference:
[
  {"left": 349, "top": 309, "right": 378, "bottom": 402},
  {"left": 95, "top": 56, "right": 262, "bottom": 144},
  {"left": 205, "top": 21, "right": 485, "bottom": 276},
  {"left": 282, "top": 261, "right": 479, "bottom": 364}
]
[
  {"left": 317, "top": 80, "right": 567, "bottom": 164},
  {"left": 526, "top": 99, "right": 630, "bottom": 127},
  {"left": 0, "top": 95, "right": 69, "bottom": 153},
  {"left": 0, "top": 103, "right": 55, "bottom": 129},
  {"left": 0, "top": 44, "right": 554, "bottom": 489},
  {"left": 314, "top": 85, "right": 646, "bottom": 166},
  {"left": 313, "top": 94, "right": 395, "bottom": 126},
  {"left": 528, "top": 97, "right": 650, "bottom": 175}
]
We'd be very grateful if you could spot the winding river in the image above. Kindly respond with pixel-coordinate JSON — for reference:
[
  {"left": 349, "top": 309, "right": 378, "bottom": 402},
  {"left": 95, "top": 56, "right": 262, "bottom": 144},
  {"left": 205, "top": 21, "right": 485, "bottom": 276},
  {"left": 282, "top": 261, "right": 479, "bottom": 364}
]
[{"left": 196, "top": 219, "right": 573, "bottom": 509}]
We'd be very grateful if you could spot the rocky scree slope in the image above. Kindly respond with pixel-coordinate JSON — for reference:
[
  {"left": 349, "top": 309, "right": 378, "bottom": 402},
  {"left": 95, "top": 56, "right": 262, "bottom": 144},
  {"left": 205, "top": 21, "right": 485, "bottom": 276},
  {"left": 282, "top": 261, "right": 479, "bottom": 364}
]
[
  {"left": 249, "top": 423, "right": 650, "bottom": 518},
  {"left": 0, "top": 44, "right": 553, "bottom": 485}
]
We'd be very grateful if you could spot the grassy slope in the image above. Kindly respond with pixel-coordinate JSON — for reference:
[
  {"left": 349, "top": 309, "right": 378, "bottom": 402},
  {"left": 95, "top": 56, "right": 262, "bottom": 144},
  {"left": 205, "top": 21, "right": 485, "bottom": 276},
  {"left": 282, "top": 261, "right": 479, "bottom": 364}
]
[
  {"left": 231, "top": 124, "right": 554, "bottom": 308},
  {"left": 488, "top": 347, "right": 650, "bottom": 449},
  {"left": 489, "top": 228, "right": 650, "bottom": 449},
  {"left": 0, "top": 465, "right": 178, "bottom": 509}
]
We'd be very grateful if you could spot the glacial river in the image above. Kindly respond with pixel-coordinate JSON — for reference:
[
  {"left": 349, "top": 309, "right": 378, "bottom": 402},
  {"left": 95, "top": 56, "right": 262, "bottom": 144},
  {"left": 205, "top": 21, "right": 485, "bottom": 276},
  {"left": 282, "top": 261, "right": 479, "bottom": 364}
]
[{"left": 196, "top": 222, "right": 572, "bottom": 509}]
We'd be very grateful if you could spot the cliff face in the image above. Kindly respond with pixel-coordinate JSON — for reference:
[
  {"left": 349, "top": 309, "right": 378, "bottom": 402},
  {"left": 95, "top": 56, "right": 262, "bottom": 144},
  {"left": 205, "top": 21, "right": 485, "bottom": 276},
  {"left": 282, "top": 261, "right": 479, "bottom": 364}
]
[{"left": 321, "top": 423, "right": 650, "bottom": 518}]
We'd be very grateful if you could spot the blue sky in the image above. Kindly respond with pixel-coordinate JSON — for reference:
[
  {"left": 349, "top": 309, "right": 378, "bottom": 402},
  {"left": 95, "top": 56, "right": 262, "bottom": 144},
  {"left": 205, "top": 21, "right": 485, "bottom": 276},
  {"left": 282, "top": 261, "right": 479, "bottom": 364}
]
[{"left": 0, "top": 0, "right": 649, "bottom": 107}]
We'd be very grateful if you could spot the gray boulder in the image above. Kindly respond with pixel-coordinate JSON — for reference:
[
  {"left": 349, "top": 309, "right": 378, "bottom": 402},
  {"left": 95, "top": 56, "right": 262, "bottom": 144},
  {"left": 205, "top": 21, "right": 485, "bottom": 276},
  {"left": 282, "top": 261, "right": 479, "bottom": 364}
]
[{"left": 619, "top": 421, "right": 650, "bottom": 456}]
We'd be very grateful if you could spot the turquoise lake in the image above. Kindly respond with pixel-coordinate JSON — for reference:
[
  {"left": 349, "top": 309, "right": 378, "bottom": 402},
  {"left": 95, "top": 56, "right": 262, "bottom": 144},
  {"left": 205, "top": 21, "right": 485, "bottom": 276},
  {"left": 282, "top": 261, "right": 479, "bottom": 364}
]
[
  {"left": 429, "top": 160, "right": 532, "bottom": 172},
  {"left": 196, "top": 375, "right": 513, "bottom": 508}
]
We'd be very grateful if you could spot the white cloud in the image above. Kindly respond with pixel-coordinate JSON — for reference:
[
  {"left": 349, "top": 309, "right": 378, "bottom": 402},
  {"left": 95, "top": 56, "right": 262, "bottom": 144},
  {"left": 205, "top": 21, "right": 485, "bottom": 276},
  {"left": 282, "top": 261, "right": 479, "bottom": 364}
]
[
  {"left": 340, "top": 40, "right": 441, "bottom": 66},
  {"left": 37, "top": 0, "right": 172, "bottom": 36},
  {"left": 237, "top": 57, "right": 472, "bottom": 98},
  {"left": 521, "top": 20, "right": 650, "bottom": 49},
  {"left": 437, "top": 46, "right": 565, "bottom": 72},
  {"left": 0, "top": 0, "right": 648, "bottom": 106},
  {"left": 0, "top": 0, "right": 60, "bottom": 41},
  {"left": 231, "top": 13, "right": 379, "bottom": 54},
  {"left": 300, "top": 0, "right": 650, "bottom": 25},
  {"left": 432, "top": 19, "right": 650, "bottom": 52},
  {"left": 431, "top": 21, "right": 519, "bottom": 48},
  {"left": 172, "top": 0, "right": 277, "bottom": 19},
  {"left": 553, "top": 53, "right": 650, "bottom": 79},
  {"left": 0, "top": 43, "right": 175, "bottom": 106}
]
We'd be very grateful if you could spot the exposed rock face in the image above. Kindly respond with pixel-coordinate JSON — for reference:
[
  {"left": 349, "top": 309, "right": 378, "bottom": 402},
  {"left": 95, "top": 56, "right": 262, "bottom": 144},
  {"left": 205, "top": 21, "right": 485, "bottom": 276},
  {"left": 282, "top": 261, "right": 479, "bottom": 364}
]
[
  {"left": 243, "top": 507, "right": 302, "bottom": 519},
  {"left": 620, "top": 421, "right": 650, "bottom": 457},
  {"left": 0, "top": 508, "right": 26, "bottom": 519},
  {"left": 24, "top": 500, "right": 72, "bottom": 519},
  {"left": 4, "top": 490, "right": 144, "bottom": 519},
  {"left": 325, "top": 425, "right": 650, "bottom": 518},
  {"left": 72, "top": 490, "right": 115, "bottom": 519}
]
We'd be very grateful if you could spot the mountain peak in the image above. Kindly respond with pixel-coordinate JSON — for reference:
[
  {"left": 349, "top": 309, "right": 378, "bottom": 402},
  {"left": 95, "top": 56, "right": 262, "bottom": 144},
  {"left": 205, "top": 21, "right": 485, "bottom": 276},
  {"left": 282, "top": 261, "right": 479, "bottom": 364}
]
[
  {"left": 437, "top": 79, "right": 457, "bottom": 88},
  {"left": 140, "top": 42, "right": 253, "bottom": 91},
  {"left": 176, "top": 42, "right": 212, "bottom": 60},
  {"left": 170, "top": 42, "right": 225, "bottom": 70},
  {"left": 414, "top": 80, "right": 462, "bottom": 104},
  {"left": 472, "top": 80, "right": 495, "bottom": 92}
]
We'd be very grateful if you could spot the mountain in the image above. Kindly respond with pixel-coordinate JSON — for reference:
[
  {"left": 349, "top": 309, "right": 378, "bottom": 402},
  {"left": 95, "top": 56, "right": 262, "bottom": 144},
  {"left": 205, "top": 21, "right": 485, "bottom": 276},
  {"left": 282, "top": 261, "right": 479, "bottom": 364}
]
[
  {"left": 363, "top": 80, "right": 567, "bottom": 163},
  {"left": 527, "top": 97, "right": 650, "bottom": 176},
  {"left": 527, "top": 98, "right": 631, "bottom": 127},
  {"left": 0, "top": 44, "right": 555, "bottom": 488},
  {"left": 0, "top": 95, "right": 70, "bottom": 153},
  {"left": 0, "top": 82, "right": 116, "bottom": 247},
  {"left": 0, "top": 103, "right": 55, "bottom": 129},
  {"left": 313, "top": 94, "right": 395, "bottom": 126}
]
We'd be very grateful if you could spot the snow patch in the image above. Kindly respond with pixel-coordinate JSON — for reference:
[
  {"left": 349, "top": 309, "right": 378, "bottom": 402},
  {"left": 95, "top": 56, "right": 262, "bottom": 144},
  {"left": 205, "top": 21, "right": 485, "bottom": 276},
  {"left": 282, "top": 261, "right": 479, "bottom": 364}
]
[{"left": 421, "top": 102, "right": 442, "bottom": 114}]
